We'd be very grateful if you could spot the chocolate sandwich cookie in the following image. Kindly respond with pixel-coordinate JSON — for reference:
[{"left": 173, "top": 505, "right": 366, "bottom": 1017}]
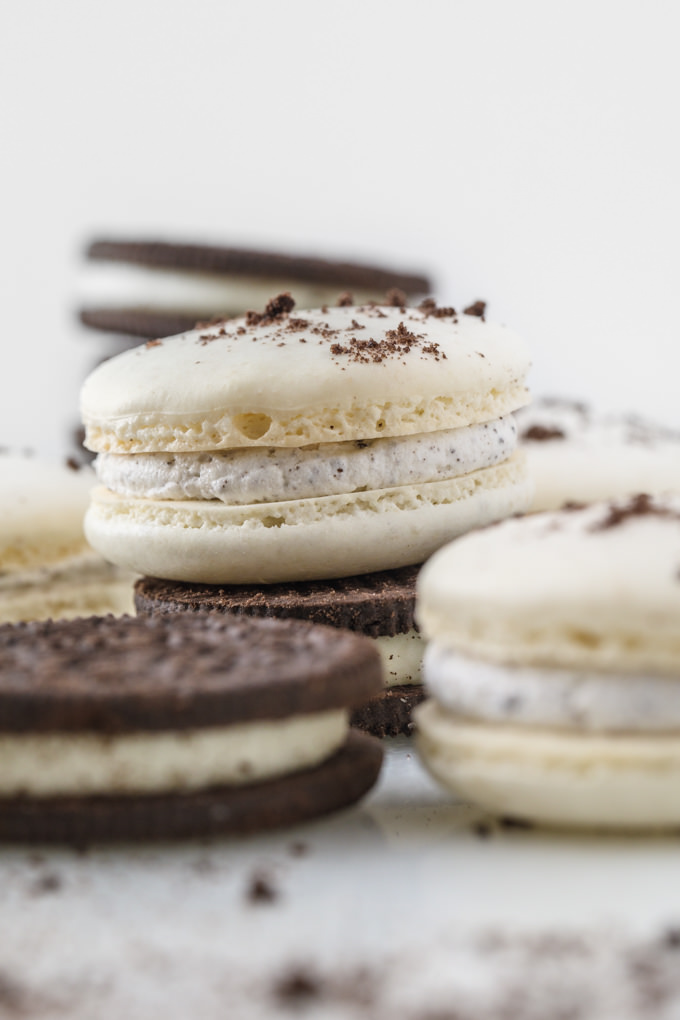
[
  {"left": 0, "top": 614, "right": 383, "bottom": 843},
  {"left": 79, "top": 238, "right": 432, "bottom": 339},
  {"left": 134, "top": 566, "right": 425, "bottom": 738}
]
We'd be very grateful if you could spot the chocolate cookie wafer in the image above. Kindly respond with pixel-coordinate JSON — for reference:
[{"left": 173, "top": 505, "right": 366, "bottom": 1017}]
[
  {"left": 134, "top": 567, "right": 425, "bottom": 738},
  {"left": 0, "top": 614, "right": 383, "bottom": 843},
  {"left": 79, "top": 238, "right": 432, "bottom": 339}
]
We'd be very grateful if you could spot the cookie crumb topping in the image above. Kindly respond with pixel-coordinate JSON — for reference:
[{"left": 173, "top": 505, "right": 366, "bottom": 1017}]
[
  {"left": 464, "top": 300, "right": 487, "bottom": 319},
  {"left": 385, "top": 288, "right": 408, "bottom": 307},
  {"left": 246, "top": 292, "right": 296, "bottom": 327},
  {"left": 418, "top": 298, "right": 457, "bottom": 319},
  {"left": 591, "top": 493, "right": 680, "bottom": 531},
  {"left": 330, "top": 320, "right": 446, "bottom": 364},
  {"left": 522, "top": 424, "right": 566, "bottom": 442}
]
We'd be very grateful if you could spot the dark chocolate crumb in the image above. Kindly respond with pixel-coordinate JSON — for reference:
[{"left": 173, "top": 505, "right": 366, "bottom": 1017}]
[
  {"left": 336, "top": 291, "right": 353, "bottom": 307},
  {"left": 418, "top": 297, "right": 457, "bottom": 318},
  {"left": 385, "top": 288, "right": 408, "bottom": 307},
  {"left": 29, "top": 872, "right": 62, "bottom": 896},
  {"left": 286, "top": 317, "right": 309, "bottom": 331},
  {"left": 246, "top": 293, "right": 296, "bottom": 327},
  {"left": 0, "top": 971, "right": 29, "bottom": 1015},
  {"left": 274, "top": 968, "right": 322, "bottom": 1006},
  {"left": 474, "top": 822, "right": 493, "bottom": 840},
  {"left": 499, "top": 816, "right": 533, "bottom": 830},
  {"left": 288, "top": 841, "right": 309, "bottom": 858},
  {"left": 522, "top": 424, "right": 567, "bottom": 442},
  {"left": 591, "top": 493, "right": 680, "bottom": 532},
  {"left": 246, "top": 871, "right": 279, "bottom": 904},
  {"left": 64, "top": 457, "right": 81, "bottom": 472},
  {"left": 662, "top": 928, "right": 680, "bottom": 949},
  {"left": 464, "top": 300, "right": 487, "bottom": 318}
]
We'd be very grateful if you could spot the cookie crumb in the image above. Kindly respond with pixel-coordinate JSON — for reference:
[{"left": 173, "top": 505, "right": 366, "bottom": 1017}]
[
  {"left": 336, "top": 291, "right": 353, "bottom": 307},
  {"left": 246, "top": 871, "right": 279, "bottom": 904},
  {"left": 385, "top": 288, "right": 407, "bottom": 307},
  {"left": 274, "top": 968, "right": 322, "bottom": 1005},
  {"left": 464, "top": 300, "right": 487, "bottom": 318},
  {"left": 30, "top": 872, "right": 62, "bottom": 896},
  {"left": 522, "top": 424, "right": 566, "bottom": 442},
  {"left": 591, "top": 493, "right": 680, "bottom": 532}
]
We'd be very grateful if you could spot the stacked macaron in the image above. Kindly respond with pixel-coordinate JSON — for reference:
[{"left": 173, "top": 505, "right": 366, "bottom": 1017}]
[
  {"left": 0, "top": 452, "right": 134, "bottom": 623},
  {"left": 0, "top": 613, "right": 383, "bottom": 842},
  {"left": 415, "top": 494, "right": 680, "bottom": 830},
  {"left": 80, "top": 293, "right": 532, "bottom": 734},
  {"left": 517, "top": 397, "right": 680, "bottom": 512}
]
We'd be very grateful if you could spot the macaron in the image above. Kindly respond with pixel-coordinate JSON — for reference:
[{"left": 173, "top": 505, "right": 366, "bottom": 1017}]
[
  {"left": 133, "top": 566, "right": 424, "bottom": 737},
  {"left": 81, "top": 295, "right": 531, "bottom": 735},
  {"left": 0, "top": 452, "right": 134, "bottom": 623},
  {"left": 79, "top": 238, "right": 432, "bottom": 340},
  {"left": 0, "top": 613, "right": 383, "bottom": 842},
  {"left": 81, "top": 295, "right": 532, "bottom": 583},
  {"left": 415, "top": 493, "right": 680, "bottom": 830},
  {"left": 516, "top": 397, "right": 680, "bottom": 512}
]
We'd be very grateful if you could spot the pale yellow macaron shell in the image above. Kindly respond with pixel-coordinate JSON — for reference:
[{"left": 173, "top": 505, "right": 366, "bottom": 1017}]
[
  {"left": 416, "top": 701, "right": 680, "bottom": 830},
  {"left": 416, "top": 498, "right": 680, "bottom": 675},
  {"left": 85, "top": 455, "right": 531, "bottom": 583},
  {"left": 80, "top": 305, "right": 530, "bottom": 454}
]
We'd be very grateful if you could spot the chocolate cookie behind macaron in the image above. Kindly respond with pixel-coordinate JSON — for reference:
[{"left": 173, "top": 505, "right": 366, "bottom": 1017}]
[
  {"left": 0, "top": 613, "right": 383, "bottom": 843},
  {"left": 134, "top": 567, "right": 425, "bottom": 738},
  {"left": 79, "top": 238, "right": 432, "bottom": 340}
]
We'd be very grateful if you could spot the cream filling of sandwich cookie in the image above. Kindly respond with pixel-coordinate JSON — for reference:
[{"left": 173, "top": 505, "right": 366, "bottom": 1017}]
[
  {"left": 0, "top": 709, "right": 348, "bottom": 797},
  {"left": 425, "top": 644, "right": 680, "bottom": 733},
  {"left": 95, "top": 417, "right": 517, "bottom": 505},
  {"left": 376, "top": 630, "right": 423, "bottom": 687},
  {"left": 80, "top": 264, "right": 381, "bottom": 315}
]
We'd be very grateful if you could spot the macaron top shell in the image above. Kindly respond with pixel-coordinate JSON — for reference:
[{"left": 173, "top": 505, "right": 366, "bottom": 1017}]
[
  {"left": 81, "top": 303, "right": 530, "bottom": 453},
  {"left": 416, "top": 494, "right": 680, "bottom": 674}
]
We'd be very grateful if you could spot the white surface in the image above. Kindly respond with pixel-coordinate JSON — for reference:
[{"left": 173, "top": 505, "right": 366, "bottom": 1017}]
[
  {"left": 3, "top": 739, "right": 680, "bottom": 1018},
  {"left": 2, "top": 2, "right": 680, "bottom": 459}
]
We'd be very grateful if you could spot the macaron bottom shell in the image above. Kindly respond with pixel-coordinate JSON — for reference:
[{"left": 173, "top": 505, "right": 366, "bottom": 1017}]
[{"left": 415, "top": 700, "right": 680, "bottom": 831}]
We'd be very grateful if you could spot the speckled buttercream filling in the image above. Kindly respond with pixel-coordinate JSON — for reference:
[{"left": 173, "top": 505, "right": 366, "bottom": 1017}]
[{"left": 95, "top": 417, "right": 517, "bottom": 505}]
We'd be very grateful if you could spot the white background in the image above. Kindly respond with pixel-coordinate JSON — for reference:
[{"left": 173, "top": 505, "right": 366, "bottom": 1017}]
[{"left": 2, "top": 0, "right": 680, "bottom": 460}]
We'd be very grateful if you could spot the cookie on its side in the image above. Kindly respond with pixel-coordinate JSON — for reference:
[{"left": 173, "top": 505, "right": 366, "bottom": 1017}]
[
  {"left": 0, "top": 613, "right": 383, "bottom": 843},
  {"left": 516, "top": 397, "right": 680, "bottom": 512},
  {"left": 134, "top": 567, "right": 425, "bottom": 737},
  {"left": 415, "top": 494, "right": 680, "bottom": 830},
  {"left": 79, "top": 238, "right": 432, "bottom": 339}
]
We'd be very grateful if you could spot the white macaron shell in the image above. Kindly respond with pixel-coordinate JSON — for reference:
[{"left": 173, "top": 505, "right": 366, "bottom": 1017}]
[
  {"left": 417, "top": 497, "right": 680, "bottom": 673},
  {"left": 81, "top": 305, "right": 530, "bottom": 453}
]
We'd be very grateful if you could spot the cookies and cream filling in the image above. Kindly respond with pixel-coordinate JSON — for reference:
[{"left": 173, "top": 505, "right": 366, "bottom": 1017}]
[
  {"left": 94, "top": 416, "right": 517, "bottom": 505},
  {"left": 0, "top": 709, "right": 348, "bottom": 797},
  {"left": 425, "top": 644, "right": 680, "bottom": 733},
  {"left": 375, "top": 630, "right": 424, "bottom": 688}
]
